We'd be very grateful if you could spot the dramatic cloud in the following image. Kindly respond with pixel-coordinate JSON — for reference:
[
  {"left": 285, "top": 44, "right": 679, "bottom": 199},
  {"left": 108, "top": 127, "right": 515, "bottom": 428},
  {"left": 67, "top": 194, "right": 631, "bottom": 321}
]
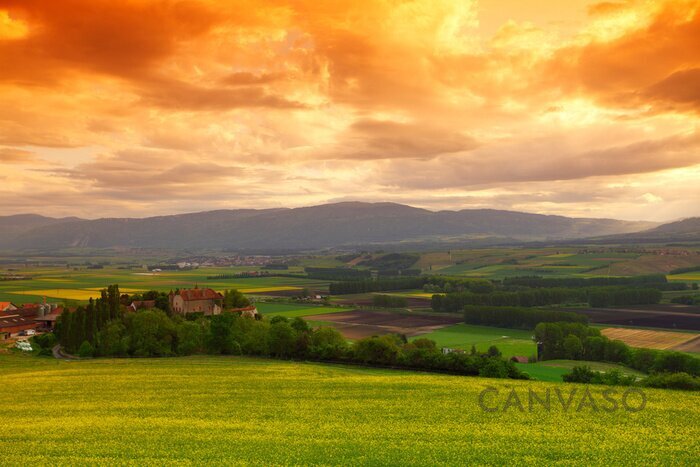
[{"left": 0, "top": 0, "right": 698, "bottom": 220}]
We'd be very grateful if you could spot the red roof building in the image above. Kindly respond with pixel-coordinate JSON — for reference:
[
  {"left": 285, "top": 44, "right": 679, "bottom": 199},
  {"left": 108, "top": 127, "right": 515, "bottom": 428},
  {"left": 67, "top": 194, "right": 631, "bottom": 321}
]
[{"left": 169, "top": 288, "right": 224, "bottom": 316}]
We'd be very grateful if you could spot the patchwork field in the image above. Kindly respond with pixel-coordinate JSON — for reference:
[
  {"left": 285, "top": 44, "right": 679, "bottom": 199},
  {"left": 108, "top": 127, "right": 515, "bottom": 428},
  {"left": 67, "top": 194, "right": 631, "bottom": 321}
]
[
  {"left": 305, "top": 310, "right": 462, "bottom": 340},
  {"left": 1, "top": 354, "right": 698, "bottom": 464},
  {"left": 601, "top": 327, "right": 700, "bottom": 351},
  {"left": 0, "top": 266, "right": 327, "bottom": 304},
  {"left": 417, "top": 247, "right": 700, "bottom": 279},
  {"left": 429, "top": 249, "right": 642, "bottom": 279}
]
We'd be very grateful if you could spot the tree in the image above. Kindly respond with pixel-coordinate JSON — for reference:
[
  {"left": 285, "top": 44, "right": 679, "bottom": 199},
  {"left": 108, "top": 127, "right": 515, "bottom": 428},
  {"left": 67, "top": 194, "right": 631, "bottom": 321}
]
[
  {"left": 604, "top": 339, "right": 631, "bottom": 364},
  {"left": 99, "top": 322, "right": 127, "bottom": 356},
  {"left": 535, "top": 322, "right": 564, "bottom": 360},
  {"left": 563, "top": 334, "right": 583, "bottom": 360},
  {"left": 269, "top": 321, "right": 296, "bottom": 358},
  {"left": 353, "top": 335, "right": 402, "bottom": 365},
  {"left": 223, "top": 289, "right": 250, "bottom": 309},
  {"left": 207, "top": 313, "right": 237, "bottom": 354},
  {"left": 584, "top": 336, "right": 605, "bottom": 361},
  {"left": 126, "top": 309, "right": 176, "bottom": 357},
  {"left": 309, "top": 327, "right": 348, "bottom": 359},
  {"left": 290, "top": 317, "right": 310, "bottom": 333},
  {"left": 177, "top": 321, "right": 204, "bottom": 356},
  {"left": 240, "top": 320, "right": 270, "bottom": 355},
  {"left": 487, "top": 345, "right": 502, "bottom": 358}
]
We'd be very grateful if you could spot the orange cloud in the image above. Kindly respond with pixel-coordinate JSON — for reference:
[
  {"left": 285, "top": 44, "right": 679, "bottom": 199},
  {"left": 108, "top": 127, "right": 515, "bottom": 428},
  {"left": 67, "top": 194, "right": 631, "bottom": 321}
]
[{"left": 0, "top": 0, "right": 698, "bottom": 219}]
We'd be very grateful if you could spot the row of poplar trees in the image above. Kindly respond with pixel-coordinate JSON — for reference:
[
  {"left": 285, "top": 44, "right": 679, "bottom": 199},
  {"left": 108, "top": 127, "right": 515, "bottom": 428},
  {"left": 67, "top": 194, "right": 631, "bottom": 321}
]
[{"left": 56, "top": 285, "right": 122, "bottom": 354}]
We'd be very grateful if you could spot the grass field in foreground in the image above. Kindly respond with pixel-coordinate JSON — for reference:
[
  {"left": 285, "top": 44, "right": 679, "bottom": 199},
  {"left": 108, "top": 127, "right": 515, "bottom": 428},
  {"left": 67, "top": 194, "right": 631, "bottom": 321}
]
[
  {"left": 1, "top": 353, "right": 698, "bottom": 464},
  {"left": 413, "top": 323, "right": 536, "bottom": 358}
]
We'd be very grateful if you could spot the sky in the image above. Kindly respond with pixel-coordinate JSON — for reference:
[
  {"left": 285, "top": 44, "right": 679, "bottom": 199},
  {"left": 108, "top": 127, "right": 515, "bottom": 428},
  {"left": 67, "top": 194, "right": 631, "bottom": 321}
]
[{"left": 0, "top": 0, "right": 698, "bottom": 221}]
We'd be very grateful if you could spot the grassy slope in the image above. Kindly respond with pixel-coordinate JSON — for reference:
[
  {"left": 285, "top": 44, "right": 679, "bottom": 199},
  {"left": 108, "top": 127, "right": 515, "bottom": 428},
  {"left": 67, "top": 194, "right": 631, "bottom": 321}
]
[
  {"left": 1, "top": 353, "right": 698, "bottom": 464},
  {"left": 413, "top": 323, "right": 536, "bottom": 358},
  {"left": 517, "top": 360, "right": 647, "bottom": 383}
]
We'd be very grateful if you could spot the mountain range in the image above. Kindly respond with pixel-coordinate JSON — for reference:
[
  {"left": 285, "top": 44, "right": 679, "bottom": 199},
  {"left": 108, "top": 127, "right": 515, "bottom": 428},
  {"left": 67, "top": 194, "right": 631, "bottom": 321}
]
[{"left": 0, "top": 202, "right": 680, "bottom": 252}]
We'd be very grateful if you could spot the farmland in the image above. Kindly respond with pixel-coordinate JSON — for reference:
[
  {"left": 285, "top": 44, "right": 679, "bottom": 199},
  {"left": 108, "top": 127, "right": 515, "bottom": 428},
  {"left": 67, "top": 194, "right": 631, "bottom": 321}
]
[
  {"left": 305, "top": 310, "right": 462, "bottom": 340},
  {"left": 516, "top": 360, "right": 647, "bottom": 382},
  {"left": 573, "top": 306, "right": 700, "bottom": 331},
  {"left": 600, "top": 327, "right": 700, "bottom": 351},
  {"left": 413, "top": 323, "right": 536, "bottom": 359},
  {"left": 420, "top": 247, "right": 700, "bottom": 280},
  {"left": 1, "top": 353, "right": 698, "bottom": 465},
  {"left": 0, "top": 266, "right": 328, "bottom": 305}
]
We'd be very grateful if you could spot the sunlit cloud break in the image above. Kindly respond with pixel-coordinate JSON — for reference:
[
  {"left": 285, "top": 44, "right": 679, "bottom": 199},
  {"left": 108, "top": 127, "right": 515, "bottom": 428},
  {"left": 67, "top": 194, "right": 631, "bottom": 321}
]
[{"left": 0, "top": 0, "right": 698, "bottom": 221}]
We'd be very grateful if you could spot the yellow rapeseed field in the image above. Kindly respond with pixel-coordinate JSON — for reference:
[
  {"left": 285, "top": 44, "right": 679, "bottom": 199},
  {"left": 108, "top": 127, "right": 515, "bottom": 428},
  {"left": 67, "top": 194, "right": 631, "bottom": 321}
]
[{"left": 1, "top": 354, "right": 698, "bottom": 465}]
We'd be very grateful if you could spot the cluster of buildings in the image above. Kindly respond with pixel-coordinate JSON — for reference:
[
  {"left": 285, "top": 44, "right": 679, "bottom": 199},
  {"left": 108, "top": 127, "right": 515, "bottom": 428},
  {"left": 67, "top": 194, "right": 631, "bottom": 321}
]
[
  {"left": 1, "top": 287, "right": 258, "bottom": 341},
  {"left": 0, "top": 301, "right": 64, "bottom": 340}
]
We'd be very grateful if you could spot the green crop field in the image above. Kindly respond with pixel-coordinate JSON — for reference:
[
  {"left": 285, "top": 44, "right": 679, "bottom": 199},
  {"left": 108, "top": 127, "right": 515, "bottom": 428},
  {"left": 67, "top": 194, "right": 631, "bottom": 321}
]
[
  {"left": 411, "top": 323, "right": 536, "bottom": 358},
  {"left": 1, "top": 353, "right": 698, "bottom": 464},
  {"left": 255, "top": 302, "right": 348, "bottom": 318}
]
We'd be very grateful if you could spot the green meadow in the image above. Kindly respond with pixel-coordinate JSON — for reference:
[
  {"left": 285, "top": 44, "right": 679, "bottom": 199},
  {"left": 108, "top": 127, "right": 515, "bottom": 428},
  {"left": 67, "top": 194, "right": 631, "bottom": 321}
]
[
  {"left": 412, "top": 323, "right": 536, "bottom": 359},
  {"left": 255, "top": 302, "right": 347, "bottom": 318}
]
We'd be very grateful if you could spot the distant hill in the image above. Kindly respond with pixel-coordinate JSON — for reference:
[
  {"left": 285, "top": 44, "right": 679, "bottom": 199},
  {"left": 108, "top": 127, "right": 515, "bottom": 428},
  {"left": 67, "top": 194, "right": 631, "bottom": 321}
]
[
  {"left": 0, "top": 202, "right": 657, "bottom": 252},
  {"left": 595, "top": 217, "right": 700, "bottom": 244},
  {"left": 0, "top": 214, "right": 84, "bottom": 240}
]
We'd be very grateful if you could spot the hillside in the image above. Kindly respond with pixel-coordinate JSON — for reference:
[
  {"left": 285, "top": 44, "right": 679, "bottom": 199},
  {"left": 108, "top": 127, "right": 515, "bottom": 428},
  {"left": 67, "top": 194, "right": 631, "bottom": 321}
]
[
  {"left": 595, "top": 217, "right": 700, "bottom": 244},
  {"left": 0, "top": 202, "right": 655, "bottom": 251},
  {"left": 1, "top": 354, "right": 698, "bottom": 464}
]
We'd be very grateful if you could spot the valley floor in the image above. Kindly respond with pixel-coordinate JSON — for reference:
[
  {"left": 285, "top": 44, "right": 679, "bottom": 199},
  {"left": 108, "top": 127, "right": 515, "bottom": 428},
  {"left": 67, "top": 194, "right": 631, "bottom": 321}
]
[{"left": 1, "top": 353, "right": 698, "bottom": 465}]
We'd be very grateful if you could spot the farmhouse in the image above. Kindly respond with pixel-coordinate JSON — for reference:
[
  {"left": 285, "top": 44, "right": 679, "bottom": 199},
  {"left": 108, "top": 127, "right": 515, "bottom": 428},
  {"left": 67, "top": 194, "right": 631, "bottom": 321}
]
[
  {"left": 129, "top": 300, "right": 156, "bottom": 312},
  {"left": 34, "top": 307, "right": 65, "bottom": 332},
  {"left": 230, "top": 305, "right": 259, "bottom": 318},
  {"left": 0, "top": 313, "right": 37, "bottom": 337},
  {"left": 169, "top": 288, "right": 223, "bottom": 315},
  {"left": 0, "top": 302, "right": 18, "bottom": 313}
]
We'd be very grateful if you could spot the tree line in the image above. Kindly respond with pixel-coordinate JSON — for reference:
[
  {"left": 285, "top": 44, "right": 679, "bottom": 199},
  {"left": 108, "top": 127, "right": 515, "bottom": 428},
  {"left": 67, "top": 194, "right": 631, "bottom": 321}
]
[
  {"left": 501, "top": 274, "right": 680, "bottom": 289},
  {"left": 372, "top": 294, "right": 408, "bottom": 308},
  {"left": 431, "top": 286, "right": 661, "bottom": 312},
  {"left": 329, "top": 277, "right": 426, "bottom": 295},
  {"left": 463, "top": 305, "right": 587, "bottom": 329},
  {"left": 56, "top": 286, "right": 251, "bottom": 355},
  {"left": 534, "top": 321, "right": 700, "bottom": 377}
]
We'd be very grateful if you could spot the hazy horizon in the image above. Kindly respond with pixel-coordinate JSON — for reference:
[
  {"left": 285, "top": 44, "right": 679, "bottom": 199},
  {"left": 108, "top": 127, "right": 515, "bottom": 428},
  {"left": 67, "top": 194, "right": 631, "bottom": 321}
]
[{"left": 0, "top": 200, "right": 676, "bottom": 223}]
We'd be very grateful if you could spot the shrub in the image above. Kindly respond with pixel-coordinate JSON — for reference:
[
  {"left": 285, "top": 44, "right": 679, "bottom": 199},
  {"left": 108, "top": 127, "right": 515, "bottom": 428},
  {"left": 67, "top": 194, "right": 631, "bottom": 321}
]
[
  {"left": 563, "top": 365, "right": 596, "bottom": 383},
  {"left": 78, "top": 340, "right": 94, "bottom": 358},
  {"left": 642, "top": 372, "right": 700, "bottom": 391},
  {"left": 479, "top": 358, "right": 509, "bottom": 378}
]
